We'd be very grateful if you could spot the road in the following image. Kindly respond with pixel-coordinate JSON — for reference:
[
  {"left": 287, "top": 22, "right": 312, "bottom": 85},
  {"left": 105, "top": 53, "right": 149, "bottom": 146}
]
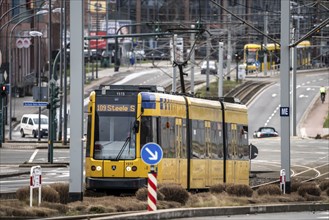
[
  {"left": 2, "top": 68, "right": 328, "bottom": 193},
  {"left": 174, "top": 211, "right": 329, "bottom": 220},
  {"left": 248, "top": 70, "right": 329, "bottom": 139}
]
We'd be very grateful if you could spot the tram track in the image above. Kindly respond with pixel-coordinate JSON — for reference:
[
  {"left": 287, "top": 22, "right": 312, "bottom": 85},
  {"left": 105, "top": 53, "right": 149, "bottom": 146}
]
[{"left": 251, "top": 162, "right": 329, "bottom": 189}]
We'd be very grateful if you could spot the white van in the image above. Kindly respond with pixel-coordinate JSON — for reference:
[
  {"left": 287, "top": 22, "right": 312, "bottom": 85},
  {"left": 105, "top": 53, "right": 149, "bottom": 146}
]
[{"left": 20, "top": 114, "right": 49, "bottom": 138}]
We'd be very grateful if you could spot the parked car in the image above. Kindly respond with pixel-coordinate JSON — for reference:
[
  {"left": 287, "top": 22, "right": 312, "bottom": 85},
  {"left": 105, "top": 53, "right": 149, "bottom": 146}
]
[
  {"left": 253, "top": 127, "right": 279, "bottom": 138},
  {"left": 20, "top": 114, "right": 48, "bottom": 138},
  {"left": 201, "top": 60, "right": 217, "bottom": 75}
]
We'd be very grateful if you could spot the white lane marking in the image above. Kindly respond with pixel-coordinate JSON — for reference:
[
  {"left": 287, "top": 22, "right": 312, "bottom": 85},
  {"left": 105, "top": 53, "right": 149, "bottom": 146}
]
[
  {"left": 28, "top": 149, "right": 39, "bottom": 163},
  {"left": 264, "top": 105, "right": 280, "bottom": 127}
]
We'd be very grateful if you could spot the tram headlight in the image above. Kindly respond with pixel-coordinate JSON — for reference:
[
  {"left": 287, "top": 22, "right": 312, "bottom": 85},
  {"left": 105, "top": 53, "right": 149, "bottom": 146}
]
[
  {"left": 132, "top": 166, "right": 137, "bottom": 171},
  {"left": 91, "top": 166, "right": 102, "bottom": 171},
  {"left": 126, "top": 166, "right": 132, "bottom": 171}
]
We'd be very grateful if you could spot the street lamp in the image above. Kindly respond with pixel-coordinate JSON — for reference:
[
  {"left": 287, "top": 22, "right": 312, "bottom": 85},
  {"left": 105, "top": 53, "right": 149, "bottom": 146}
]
[
  {"left": 8, "top": 11, "right": 48, "bottom": 140},
  {"left": 29, "top": 30, "right": 43, "bottom": 141}
]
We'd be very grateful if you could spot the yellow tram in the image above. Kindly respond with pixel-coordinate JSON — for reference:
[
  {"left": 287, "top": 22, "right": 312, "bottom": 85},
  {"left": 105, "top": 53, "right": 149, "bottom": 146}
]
[{"left": 85, "top": 85, "right": 250, "bottom": 192}]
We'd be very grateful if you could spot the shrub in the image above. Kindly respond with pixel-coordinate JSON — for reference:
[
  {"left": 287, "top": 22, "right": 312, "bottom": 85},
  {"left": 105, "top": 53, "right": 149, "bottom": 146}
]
[
  {"left": 319, "top": 180, "right": 329, "bottom": 191},
  {"left": 158, "top": 184, "right": 189, "bottom": 205},
  {"left": 257, "top": 184, "right": 281, "bottom": 196},
  {"left": 136, "top": 187, "right": 148, "bottom": 201},
  {"left": 41, "top": 186, "right": 60, "bottom": 203},
  {"left": 50, "top": 183, "right": 69, "bottom": 204},
  {"left": 135, "top": 187, "right": 164, "bottom": 201},
  {"left": 225, "top": 184, "right": 253, "bottom": 197},
  {"left": 16, "top": 186, "right": 30, "bottom": 201},
  {"left": 16, "top": 186, "right": 59, "bottom": 203},
  {"left": 291, "top": 182, "right": 302, "bottom": 192},
  {"left": 88, "top": 205, "right": 106, "bottom": 213},
  {"left": 297, "top": 183, "right": 321, "bottom": 197},
  {"left": 209, "top": 184, "right": 225, "bottom": 194}
]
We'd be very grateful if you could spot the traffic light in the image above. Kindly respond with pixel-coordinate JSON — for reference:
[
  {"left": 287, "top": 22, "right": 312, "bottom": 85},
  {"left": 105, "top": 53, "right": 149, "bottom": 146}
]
[
  {"left": 0, "top": 84, "right": 9, "bottom": 97},
  {"left": 196, "top": 20, "right": 203, "bottom": 30},
  {"left": 51, "top": 85, "right": 60, "bottom": 110},
  {"left": 154, "top": 23, "right": 161, "bottom": 40}
]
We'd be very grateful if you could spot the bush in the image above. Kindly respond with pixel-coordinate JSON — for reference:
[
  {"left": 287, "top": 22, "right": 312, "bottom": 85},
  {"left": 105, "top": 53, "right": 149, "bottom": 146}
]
[
  {"left": 135, "top": 187, "right": 164, "bottom": 201},
  {"left": 225, "top": 184, "right": 253, "bottom": 197},
  {"left": 158, "top": 184, "right": 189, "bottom": 205},
  {"left": 16, "top": 186, "right": 59, "bottom": 203},
  {"left": 319, "top": 180, "right": 329, "bottom": 191},
  {"left": 41, "top": 186, "right": 60, "bottom": 203},
  {"left": 209, "top": 184, "right": 225, "bottom": 194},
  {"left": 291, "top": 182, "right": 302, "bottom": 192},
  {"left": 50, "top": 183, "right": 69, "bottom": 204},
  {"left": 297, "top": 183, "right": 321, "bottom": 197},
  {"left": 88, "top": 205, "right": 106, "bottom": 213},
  {"left": 257, "top": 184, "right": 281, "bottom": 196}
]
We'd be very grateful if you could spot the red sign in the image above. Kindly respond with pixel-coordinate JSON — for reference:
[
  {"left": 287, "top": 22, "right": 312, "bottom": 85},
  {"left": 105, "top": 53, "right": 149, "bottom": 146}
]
[{"left": 89, "top": 31, "right": 107, "bottom": 49}]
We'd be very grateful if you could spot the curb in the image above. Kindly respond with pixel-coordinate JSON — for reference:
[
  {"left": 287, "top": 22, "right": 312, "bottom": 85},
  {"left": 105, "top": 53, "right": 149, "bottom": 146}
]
[{"left": 40, "top": 203, "right": 329, "bottom": 220}]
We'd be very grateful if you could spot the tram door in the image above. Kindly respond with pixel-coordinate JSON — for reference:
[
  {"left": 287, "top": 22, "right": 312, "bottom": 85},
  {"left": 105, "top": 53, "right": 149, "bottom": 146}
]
[
  {"left": 175, "top": 118, "right": 186, "bottom": 186},
  {"left": 205, "top": 121, "right": 211, "bottom": 186},
  {"left": 231, "top": 124, "right": 238, "bottom": 183},
  {"left": 227, "top": 123, "right": 238, "bottom": 183}
]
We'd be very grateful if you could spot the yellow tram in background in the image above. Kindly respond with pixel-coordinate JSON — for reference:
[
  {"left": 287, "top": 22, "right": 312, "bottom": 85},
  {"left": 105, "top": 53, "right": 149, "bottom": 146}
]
[
  {"left": 243, "top": 40, "right": 311, "bottom": 73},
  {"left": 85, "top": 85, "right": 249, "bottom": 192}
]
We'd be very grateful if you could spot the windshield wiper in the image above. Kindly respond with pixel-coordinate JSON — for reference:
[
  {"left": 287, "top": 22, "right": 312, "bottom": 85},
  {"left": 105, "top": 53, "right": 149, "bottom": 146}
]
[{"left": 115, "top": 136, "right": 131, "bottom": 161}]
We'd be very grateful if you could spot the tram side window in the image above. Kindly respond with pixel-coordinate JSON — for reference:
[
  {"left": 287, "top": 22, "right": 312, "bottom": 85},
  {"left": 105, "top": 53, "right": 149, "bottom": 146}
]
[
  {"left": 160, "top": 117, "right": 175, "bottom": 158},
  {"left": 141, "top": 116, "right": 153, "bottom": 147},
  {"left": 227, "top": 124, "right": 234, "bottom": 159},
  {"left": 192, "top": 120, "right": 205, "bottom": 158},
  {"left": 181, "top": 119, "right": 187, "bottom": 158},
  {"left": 210, "top": 122, "right": 222, "bottom": 159},
  {"left": 86, "top": 114, "right": 92, "bottom": 157},
  {"left": 237, "top": 124, "right": 249, "bottom": 159}
]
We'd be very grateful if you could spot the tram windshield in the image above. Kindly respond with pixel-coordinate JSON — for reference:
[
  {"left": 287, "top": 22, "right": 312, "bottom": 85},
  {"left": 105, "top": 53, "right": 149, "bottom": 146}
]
[{"left": 94, "top": 116, "right": 136, "bottom": 160}]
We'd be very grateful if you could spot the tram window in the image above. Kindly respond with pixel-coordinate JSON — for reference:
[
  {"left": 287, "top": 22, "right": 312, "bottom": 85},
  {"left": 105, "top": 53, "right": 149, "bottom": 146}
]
[
  {"left": 237, "top": 124, "right": 249, "bottom": 159},
  {"left": 181, "top": 119, "right": 187, "bottom": 158},
  {"left": 161, "top": 117, "right": 175, "bottom": 158},
  {"left": 227, "top": 124, "right": 234, "bottom": 159},
  {"left": 210, "top": 122, "right": 222, "bottom": 159},
  {"left": 141, "top": 117, "right": 153, "bottom": 147},
  {"left": 192, "top": 120, "right": 205, "bottom": 158}
]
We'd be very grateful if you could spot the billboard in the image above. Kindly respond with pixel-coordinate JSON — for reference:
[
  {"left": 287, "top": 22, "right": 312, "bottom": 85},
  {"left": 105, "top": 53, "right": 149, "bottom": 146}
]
[
  {"left": 90, "top": 0, "right": 107, "bottom": 14},
  {"left": 101, "top": 20, "right": 132, "bottom": 44}
]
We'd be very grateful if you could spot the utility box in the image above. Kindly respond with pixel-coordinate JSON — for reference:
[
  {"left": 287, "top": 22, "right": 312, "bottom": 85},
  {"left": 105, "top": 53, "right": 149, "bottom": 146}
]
[
  {"left": 238, "top": 64, "right": 246, "bottom": 80},
  {"left": 32, "top": 86, "right": 48, "bottom": 101}
]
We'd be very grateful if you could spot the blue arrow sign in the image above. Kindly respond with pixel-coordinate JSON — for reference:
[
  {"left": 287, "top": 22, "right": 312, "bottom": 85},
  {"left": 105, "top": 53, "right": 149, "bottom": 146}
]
[
  {"left": 23, "top": 101, "right": 48, "bottom": 107},
  {"left": 141, "top": 142, "right": 163, "bottom": 165}
]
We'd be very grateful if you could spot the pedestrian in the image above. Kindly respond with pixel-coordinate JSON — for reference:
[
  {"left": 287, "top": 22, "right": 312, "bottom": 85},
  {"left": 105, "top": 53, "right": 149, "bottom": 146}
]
[{"left": 320, "top": 86, "right": 326, "bottom": 103}]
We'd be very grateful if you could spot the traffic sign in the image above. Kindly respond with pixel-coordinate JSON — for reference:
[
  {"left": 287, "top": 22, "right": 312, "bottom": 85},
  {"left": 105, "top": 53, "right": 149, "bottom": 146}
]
[
  {"left": 280, "top": 107, "right": 289, "bottom": 117},
  {"left": 23, "top": 101, "right": 48, "bottom": 107},
  {"left": 141, "top": 143, "right": 163, "bottom": 165}
]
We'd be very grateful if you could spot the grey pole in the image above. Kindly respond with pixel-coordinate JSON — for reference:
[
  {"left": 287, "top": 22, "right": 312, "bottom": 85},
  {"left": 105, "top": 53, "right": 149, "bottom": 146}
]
[
  {"left": 48, "top": 0, "right": 53, "bottom": 163},
  {"left": 29, "top": 30, "right": 43, "bottom": 141},
  {"left": 292, "top": 6, "right": 300, "bottom": 137},
  {"left": 292, "top": 28, "right": 297, "bottom": 136},
  {"left": 58, "top": 0, "right": 64, "bottom": 141},
  {"left": 227, "top": 15, "right": 232, "bottom": 77},
  {"left": 206, "top": 35, "right": 210, "bottom": 95},
  {"left": 264, "top": 11, "right": 268, "bottom": 76},
  {"left": 172, "top": 34, "right": 177, "bottom": 93},
  {"left": 63, "top": 0, "right": 68, "bottom": 145},
  {"left": 190, "top": 25, "right": 195, "bottom": 95},
  {"left": 218, "top": 42, "right": 224, "bottom": 97},
  {"left": 280, "top": 0, "right": 291, "bottom": 193},
  {"left": 69, "top": 0, "right": 84, "bottom": 202}
]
